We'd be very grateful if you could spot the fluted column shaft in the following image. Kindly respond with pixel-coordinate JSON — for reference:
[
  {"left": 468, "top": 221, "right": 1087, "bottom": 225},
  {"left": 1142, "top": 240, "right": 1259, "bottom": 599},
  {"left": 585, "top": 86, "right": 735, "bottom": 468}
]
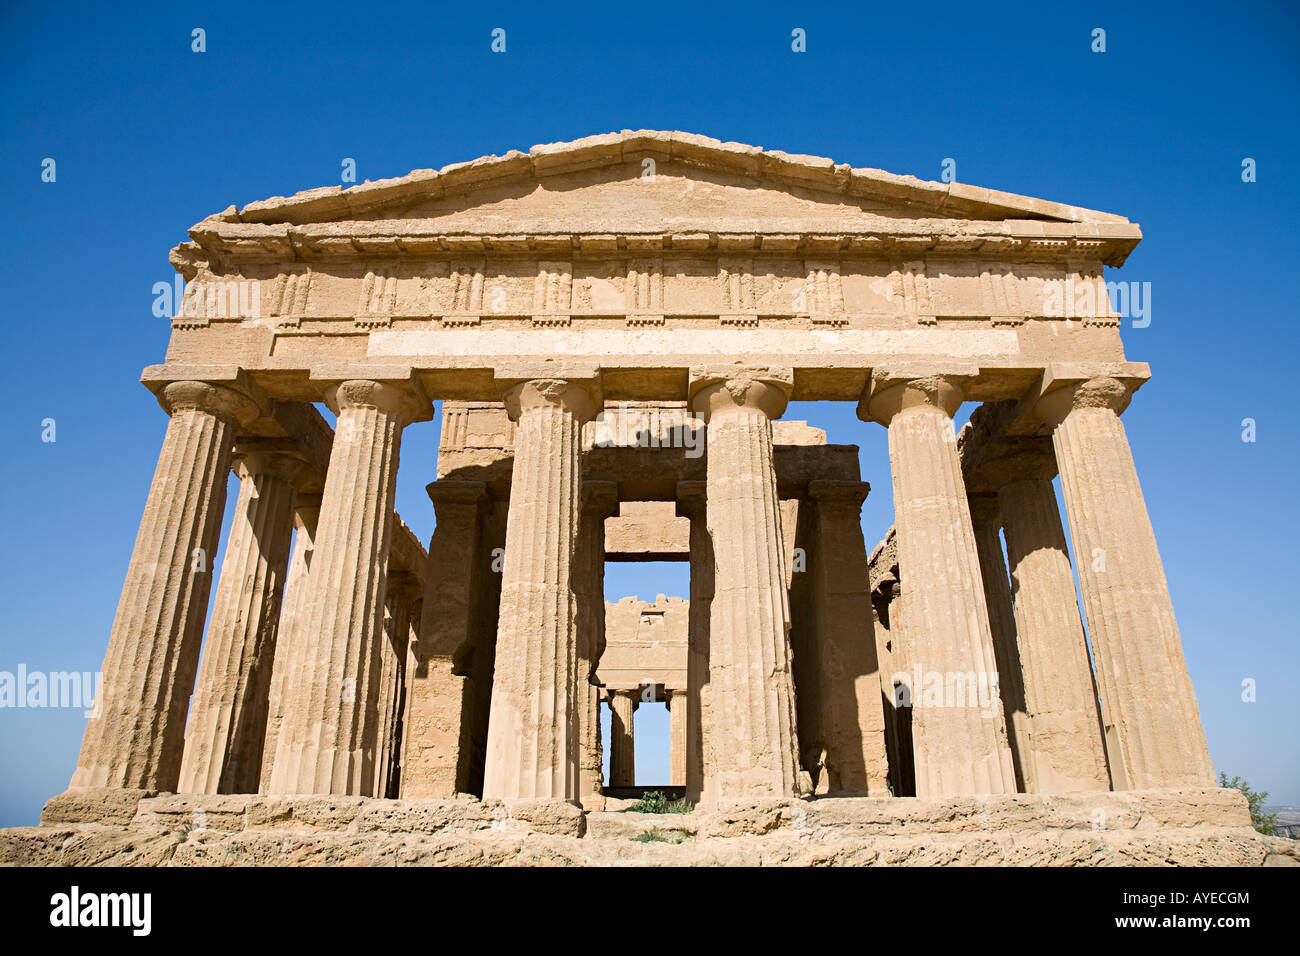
[
  {"left": 691, "top": 369, "right": 801, "bottom": 799},
  {"left": 1037, "top": 378, "right": 1214, "bottom": 789},
  {"left": 667, "top": 689, "right": 687, "bottom": 787},
  {"left": 575, "top": 482, "right": 617, "bottom": 800},
  {"left": 481, "top": 379, "right": 597, "bottom": 802},
  {"left": 178, "top": 452, "right": 298, "bottom": 794},
  {"left": 803, "top": 482, "right": 891, "bottom": 795},
  {"left": 268, "top": 380, "right": 423, "bottom": 795},
  {"left": 259, "top": 494, "right": 321, "bottom": 793},
  {"left": 676, "top": 483, "right": 713, "bottom": 804},
  {"left": 374, "top": 572, "right": 417, "bottom": 799},
  {"left": 968, "top": 495, "right": 1033, "bottom": 793},
  {"left": 609, "top": 691, "right": 637, "bottom": 788},
  {"left": 72, "top": 381, "right": 257, "bottom": 791},
  {"left": 999, "top": 477, "right": 1111, "bottom": 792},
  {"left": 401, "top": 481, "right": 486, "bottom": 797},
  {"left": 864, "top": 376, "right": 1015, "bottom": 797}
]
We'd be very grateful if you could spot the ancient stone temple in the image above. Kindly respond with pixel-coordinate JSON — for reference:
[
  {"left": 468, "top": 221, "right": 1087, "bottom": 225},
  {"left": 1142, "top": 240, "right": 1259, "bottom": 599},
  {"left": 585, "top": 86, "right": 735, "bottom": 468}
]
[{"left": 6, "top": 132, "right": 1292, "bottom": 866}]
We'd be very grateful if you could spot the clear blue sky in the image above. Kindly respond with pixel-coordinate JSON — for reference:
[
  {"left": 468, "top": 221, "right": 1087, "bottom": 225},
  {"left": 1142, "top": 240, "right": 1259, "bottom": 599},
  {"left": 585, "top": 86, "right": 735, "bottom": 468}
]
[{"left": 1, "top": 1, "right": 1296, "bottom": 824}]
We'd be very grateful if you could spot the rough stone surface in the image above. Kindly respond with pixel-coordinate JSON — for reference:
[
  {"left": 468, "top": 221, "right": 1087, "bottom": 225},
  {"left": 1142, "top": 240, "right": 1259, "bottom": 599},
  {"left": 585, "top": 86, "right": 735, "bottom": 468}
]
[{"left": 3, "top": 789, "right": 1291, "bottom": 868}]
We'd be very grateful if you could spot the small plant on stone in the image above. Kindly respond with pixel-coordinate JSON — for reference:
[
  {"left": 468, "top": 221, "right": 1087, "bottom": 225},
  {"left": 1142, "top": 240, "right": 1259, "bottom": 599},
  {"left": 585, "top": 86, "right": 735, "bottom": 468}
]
[
  {"left": 628, "top": 791, "right": 668, "bottom": 813},
  {"left": 628, "top": 791, "right": 692, "bottom": 813},
  {"left": 632, "top": 827, "right": 686, "bottom": 844}
]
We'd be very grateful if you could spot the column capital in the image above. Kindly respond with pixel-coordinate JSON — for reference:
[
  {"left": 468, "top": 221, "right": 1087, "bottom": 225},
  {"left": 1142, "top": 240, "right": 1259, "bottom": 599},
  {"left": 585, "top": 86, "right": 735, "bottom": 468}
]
[
  {"left": 859, "top": 364, "right": 975, "bottom": 425},
  {"left": 959, "top": 401, "right": 1061, "bottom": 491},
  {"left": 324, "top": 378, "right": 431, "bottom": 426},
  {"left": 502, "top": 378, "right": 601, "bottom": 424},
  {"left": 614, "top": 687, "right": 641, "bottom": 710},
  {"left": 292, "top": 492, "right": 323, "bottom": 523},
  {"left": 687, "top": 366, "right": 793, "bottom": 422},
  {"left": 425, "top": 479, "right": 489, "bottom": 508},
  {"left": 159, "top": 380, "right": 261, "bottom": 427},
  {"left": 232, "top": 436, "right": 327, "bottom": 493},
  {"left": 1033, "top": 376, "right": 1134, "bottom": 428},
  {"left": 808, "top": 479, "right": 870, "bottom": 508},
  {"left": 231, "top": 447, "right": 314, "bottom": 488}
]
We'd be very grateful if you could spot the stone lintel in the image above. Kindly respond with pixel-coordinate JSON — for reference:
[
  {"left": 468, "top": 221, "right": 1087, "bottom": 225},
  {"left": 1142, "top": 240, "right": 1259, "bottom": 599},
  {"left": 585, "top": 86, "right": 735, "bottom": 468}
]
[
  {"left": 388, "top": 516, "right": 428, "bottom": 578},
  {"left": 807, "top": 479, "right": 870, "bottom": 506},
  {"left": 265, "top": 400, "right": 335, "bottom": 471},
  {"left": 675, "top": 479, "right": 707, "bottom": 519},
  {"left": 583, "top": 478, "right": 620, "bottom": 517},
  {"left": 143, "top": 360, "right": 1088, "bottom": 407}
]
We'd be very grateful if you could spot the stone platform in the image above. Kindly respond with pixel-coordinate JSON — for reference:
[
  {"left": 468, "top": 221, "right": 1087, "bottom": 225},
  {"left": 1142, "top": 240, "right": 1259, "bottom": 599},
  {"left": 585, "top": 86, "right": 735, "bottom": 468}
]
[{"left": 2, "top": 787, "right": 1296, "bottom": 867}]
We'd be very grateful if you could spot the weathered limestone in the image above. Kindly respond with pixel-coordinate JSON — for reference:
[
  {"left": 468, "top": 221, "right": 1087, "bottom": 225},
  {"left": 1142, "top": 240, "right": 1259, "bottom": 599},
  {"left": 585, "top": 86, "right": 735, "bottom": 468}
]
[
  {"left": 604, "top": 501, "right": 690, "bottom": 559},
  {"left": 401, "top": 481, "right": 491, "bottom": 798},
  {"left": 667, "top": 689, "right": 687, "bottom": 787},
  {"left": 259, "top": 493, "right": 322, "bottom": 794},
  {"left": 676, "top": 481, "right": 713, "bottom": 805},
  {"left": 867, "top": 529, "right": 915, "bottom": 797},
  {"left": 178, "top": 450, "right": 299, "bottom": 795},
  {"left": 999, "top": 476, "right": 1111, "bottom": 793},
  {"left": 1035, "top": 377, "right": 1214, "bottom": 790},
  {"left": 481, "top": 379, "right": 599, "bottom": 802},
  {"left": 861, "top": 371, "right": 1016, "bottom": 797},
  {"left": 690, "top": 367, "right": 802, "bottom": 800},
  {"left": 791, "top": 480, "right": 891, "bottom": 796},
  {"left": 967, "top": 494, "right": 1034, "bottom": 793},
  {"left": 374, "top": 567, "right": 419, "bottom": 799},
  {"left": 598, "top": 595, "right": 689, "bottom": 691},
  {"left": 72, "top": 380, "right": 259, "bottom": 791},
  {"left": 608, "top": 690, "right": 637, "bottom": 788},
  {"left": 575, "top": 481, "right": 618, "bottom": 800},
  {"left": 268, "top": 378, "right": 429, "bottom": 796},
  {"left": 9, "top": 787, "right": 1290, "bottom": 868}
]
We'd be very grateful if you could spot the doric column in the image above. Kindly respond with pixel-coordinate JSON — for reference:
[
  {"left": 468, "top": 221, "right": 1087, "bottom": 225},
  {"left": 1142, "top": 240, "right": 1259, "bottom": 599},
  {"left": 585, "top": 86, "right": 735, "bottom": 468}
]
[
  {"left": 71, "top": 380, "right": 259, "bottom": 792},
  {"left": 667, "top": 689, "right": 687, "bottom": 787},
  {"left": 881, "top": 580, "right": 917, "bottom": 796},
  {"left": 267, "top": 378, "right": 428, "bottom": 795},
  {"left": 1035, "top": 376, "right": 1213, "bottom": 789},
  {"left": 675, "top": 481, "right": 713, "bottom": 804},
  {"left": 374, "top": 570, "right": 418, "bottom": 799},
  {"left": 260, "top": 493, "right": 322, "bottom": 794},
  {"left": 967, "top": 494, "right": 1033, "bottom": 793},
  {"left": 401, "top": 481, "right": 488, "bottom": 798},
  {"left": 481, "top": 379, "right": 599, "bottom": 802},
  {"left": 575, "top": 480, "right": 618, "bottom": 801},
  {"left": 689, "top": 367, "right": 801, "bottom": 799},
  {"left": 860, "top": 370, "right": 1016, "bottom": 797},
  {"left": 178, "top": 450, "right": 300, "bottom": 794},
  {"left": 998, "top": 475, "right": 1110, "bottom": 792},
  {"left": 608, "top": 690, "right": 637, "bottom": 788},
  {"left": 800, "top": 480, "right": 891, "bottom": 795}
]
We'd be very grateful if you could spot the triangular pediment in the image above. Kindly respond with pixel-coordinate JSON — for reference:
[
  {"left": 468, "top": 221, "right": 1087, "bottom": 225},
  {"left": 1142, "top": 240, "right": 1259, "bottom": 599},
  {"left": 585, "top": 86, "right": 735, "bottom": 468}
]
[{"left": 205, "top": 131, "right": 1130, "bottom": 232}]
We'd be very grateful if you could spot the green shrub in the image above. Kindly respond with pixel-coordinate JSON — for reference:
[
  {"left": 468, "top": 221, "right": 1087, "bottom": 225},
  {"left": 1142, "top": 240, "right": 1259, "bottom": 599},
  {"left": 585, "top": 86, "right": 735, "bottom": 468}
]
[
  {"left": 1219, "top": 772, "right": 1278, "bottom": 836},
  {"left": 627, "top": 791, "right": 691, "bottom": 814}
]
